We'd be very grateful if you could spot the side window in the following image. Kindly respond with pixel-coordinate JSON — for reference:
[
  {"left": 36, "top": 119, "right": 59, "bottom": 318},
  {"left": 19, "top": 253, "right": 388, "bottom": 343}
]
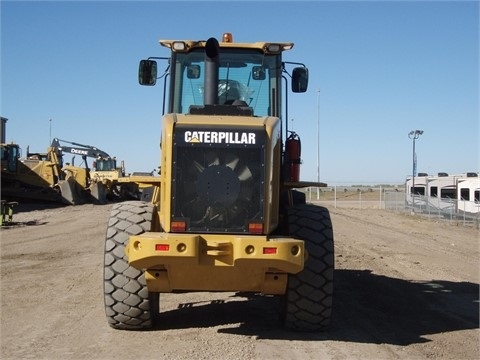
[
  {"left": 179, "top": 62, "right": 205, "bottom": 114},
  {"left": 460, "top": 188, "right": 470, "bottom": 201},
  {"left": 440, "top": 188, "right": 456, "bottom": 199},
  {"left": 412, "top": 186, "right": 425, "bottom": 196},
  {"left": 245, "top": 66, "right": 271, "bottom": 116},
  {"left": 1, "top": 146, "right": 7, "bottom": 161}
]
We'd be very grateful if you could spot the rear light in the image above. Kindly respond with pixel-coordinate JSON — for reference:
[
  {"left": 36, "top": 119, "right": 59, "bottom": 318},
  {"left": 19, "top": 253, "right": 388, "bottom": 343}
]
[
  {"left": 171, "top": 220, "right": 186, "bottom": 232},
  {"left": 155, "top": 244, "right": 170, "bottom": 251},
  {"left": 263, "top": 247, "right": 277, "bottom": 255},
  {"left": 248, "top": 222, "right": 263, "bottom": 234}
]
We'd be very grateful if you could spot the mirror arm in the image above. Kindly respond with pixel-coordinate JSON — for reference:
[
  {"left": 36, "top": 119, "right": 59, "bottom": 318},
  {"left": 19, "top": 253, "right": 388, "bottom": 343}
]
[
  {"left": 283, "top": 61, "right": 307, "bottom": 68},
  {"left": 147, "top": 56, "right": 170, "bottom": 61}
]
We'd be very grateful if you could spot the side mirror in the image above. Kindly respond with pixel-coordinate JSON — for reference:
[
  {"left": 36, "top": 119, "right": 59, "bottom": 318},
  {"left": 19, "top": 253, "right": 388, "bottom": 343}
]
[
  {"left": 291, "top": 67, "right": 308, "bottom": 93},
  {"left": 138, "top": 60, "right": 157, "bottom": 86},
  {"left": 252, "top": 66, "right": 266, "bottom": 80}
]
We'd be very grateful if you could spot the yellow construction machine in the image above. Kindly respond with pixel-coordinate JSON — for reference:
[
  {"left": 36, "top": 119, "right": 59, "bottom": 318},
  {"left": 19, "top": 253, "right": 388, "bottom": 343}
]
[
  {"left": 1, "top": 136, "right": 148, "bottom": 204},
  {"left": 103, "top": 33, "right": 334, "bottom": 332},
  {"left": 49, "top": 138, "right": 140, "bottom": 201},
  {"left": 1, "top": 142, "right": 85, "bottom": 204}
]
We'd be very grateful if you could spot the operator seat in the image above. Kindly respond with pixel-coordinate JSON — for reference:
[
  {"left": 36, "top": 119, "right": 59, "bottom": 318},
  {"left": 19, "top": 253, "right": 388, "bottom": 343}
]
[{"left": 218, "top": 80, "right": 242, "bottom": 105}]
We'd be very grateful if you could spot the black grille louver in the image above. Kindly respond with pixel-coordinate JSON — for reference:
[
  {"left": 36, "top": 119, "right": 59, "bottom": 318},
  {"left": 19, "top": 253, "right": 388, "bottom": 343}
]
[{"left": 172, "top": 127, "right": 265, "bottom": 233}]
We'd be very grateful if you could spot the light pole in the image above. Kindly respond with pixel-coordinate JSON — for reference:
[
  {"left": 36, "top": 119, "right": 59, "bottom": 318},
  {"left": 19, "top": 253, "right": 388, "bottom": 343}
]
[
  {"left": 316, "top": 89, "right": 320, "bottom": 200},
  {"left": 316, "top": 89, "right": 320, "bottom": 184},
  {"left": 408, "top": 129, "right": 424, "bottom": 212}
]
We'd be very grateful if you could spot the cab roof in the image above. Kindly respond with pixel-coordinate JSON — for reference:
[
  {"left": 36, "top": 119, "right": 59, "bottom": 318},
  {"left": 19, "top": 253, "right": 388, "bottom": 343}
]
[{"left": 159, "top": 33, "right": 294, "bottom": 54}]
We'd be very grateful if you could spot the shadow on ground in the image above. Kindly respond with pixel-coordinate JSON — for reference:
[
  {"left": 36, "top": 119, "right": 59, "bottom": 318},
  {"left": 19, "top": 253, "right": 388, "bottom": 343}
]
[{"left": 155, "top": 269, "right": 479, "bottom": 345}]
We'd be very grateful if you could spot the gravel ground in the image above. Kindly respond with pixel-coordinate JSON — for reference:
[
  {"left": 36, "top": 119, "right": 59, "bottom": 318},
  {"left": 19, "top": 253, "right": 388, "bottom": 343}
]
[{"left": 1, "top": 202, "right": 478, "bottom": 359}]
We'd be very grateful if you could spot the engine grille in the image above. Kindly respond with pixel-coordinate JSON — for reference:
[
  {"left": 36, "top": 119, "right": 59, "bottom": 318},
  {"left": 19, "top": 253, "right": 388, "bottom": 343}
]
[{"left": 171, "top": 125, "right": 265, "bottom": 233}]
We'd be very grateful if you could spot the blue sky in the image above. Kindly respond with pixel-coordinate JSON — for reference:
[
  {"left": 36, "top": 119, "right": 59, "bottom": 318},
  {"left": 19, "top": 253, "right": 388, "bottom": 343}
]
[{"left": 1, "top": 0, "right": 478, "bottom": 185}]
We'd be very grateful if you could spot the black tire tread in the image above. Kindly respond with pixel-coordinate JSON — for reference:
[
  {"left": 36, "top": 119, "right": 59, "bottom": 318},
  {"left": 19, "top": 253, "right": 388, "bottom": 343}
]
[
  {"left": 284, "top": 204, "right": 334, "bottom": 331},
  {"left": 103, "top": 201, "right": 158, "bottom": 330}
]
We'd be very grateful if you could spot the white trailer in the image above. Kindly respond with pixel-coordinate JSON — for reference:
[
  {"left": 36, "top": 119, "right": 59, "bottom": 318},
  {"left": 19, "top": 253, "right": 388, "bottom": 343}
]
[
  {"left": 425, "top": 173, "right": 463, "bottom": 211},
  {"left": 405, "top": 173, "right": 429, "bottom": 207},
  {"left": 405, "top": 172, "right": 479, "bottom": 214},
  {"left": 457, "top": 176, "right": 480, "bottom": 214}
]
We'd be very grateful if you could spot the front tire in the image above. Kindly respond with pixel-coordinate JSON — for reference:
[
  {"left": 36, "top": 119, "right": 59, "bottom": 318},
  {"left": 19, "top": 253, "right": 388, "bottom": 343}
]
[
  {"left": 103, "top": 201, "right": 159, "bottom": 329},
  {"left": 283, "top": 204, "right": 334, "bottom": 331}
]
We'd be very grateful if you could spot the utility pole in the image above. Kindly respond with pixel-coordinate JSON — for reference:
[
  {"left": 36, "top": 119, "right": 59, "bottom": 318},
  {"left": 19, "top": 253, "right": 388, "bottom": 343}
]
[{"left": 408, "top": 129, "right": 424, "bottom": 212}]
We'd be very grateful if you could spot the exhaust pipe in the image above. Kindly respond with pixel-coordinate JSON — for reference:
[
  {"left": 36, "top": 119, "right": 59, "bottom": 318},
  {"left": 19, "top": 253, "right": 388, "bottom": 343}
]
[{"left": 204, "top": 37, "right": 219, "bottom": 105}]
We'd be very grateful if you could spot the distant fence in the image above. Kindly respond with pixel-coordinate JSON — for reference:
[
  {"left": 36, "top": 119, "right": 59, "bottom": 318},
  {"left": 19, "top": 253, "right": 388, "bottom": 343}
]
[
  {"left": 383, "top": 191, "right": 406, "bottom": 212},
  {"left": 304, "top": 186, "right": 479, "bottom": 228},
  {"left": 305, "top": 186, "right": 396, "bottom": 210},
  {"left": 386, "top": 192, "right": 480, "bottom": 227}
]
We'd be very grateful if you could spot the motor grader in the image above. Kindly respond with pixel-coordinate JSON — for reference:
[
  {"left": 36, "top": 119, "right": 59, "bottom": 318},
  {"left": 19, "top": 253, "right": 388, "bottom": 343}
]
[{"left": 103, "top": 33, "right": 334, "bottom": 331}]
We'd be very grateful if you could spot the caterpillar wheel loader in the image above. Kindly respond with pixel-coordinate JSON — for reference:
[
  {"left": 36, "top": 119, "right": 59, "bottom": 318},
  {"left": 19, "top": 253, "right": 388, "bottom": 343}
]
[{"left": 103, "top": 33, "right": 334, "bottom": 332}]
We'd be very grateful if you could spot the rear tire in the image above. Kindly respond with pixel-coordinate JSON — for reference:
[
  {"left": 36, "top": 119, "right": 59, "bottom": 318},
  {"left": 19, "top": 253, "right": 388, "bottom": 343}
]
[
  {"left": 283, "top": 204, "right": 334, "bottom": 331},
  {"left": 103, "top": 201, "right": 159, "bottom": 329}
]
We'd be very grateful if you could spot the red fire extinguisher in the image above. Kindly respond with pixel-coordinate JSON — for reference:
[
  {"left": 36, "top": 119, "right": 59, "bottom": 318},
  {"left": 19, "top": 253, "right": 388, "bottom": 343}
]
[{"left": 285, "top": 132, "right": 302, "bottom": 182}]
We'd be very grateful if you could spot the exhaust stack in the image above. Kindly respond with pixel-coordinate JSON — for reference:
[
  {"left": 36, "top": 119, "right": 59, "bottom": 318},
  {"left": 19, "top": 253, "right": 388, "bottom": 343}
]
[
  {"left": 0, "top": 117, "right": 7, "bottom": 143},
  {"left": 204, "top": 37, "right": 220, "bottom": 105}
]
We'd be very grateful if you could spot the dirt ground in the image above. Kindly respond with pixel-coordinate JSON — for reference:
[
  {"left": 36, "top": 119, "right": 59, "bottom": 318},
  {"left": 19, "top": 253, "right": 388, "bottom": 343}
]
[{"left": 1, "top": 201, "right": 478, "bottom": 360}]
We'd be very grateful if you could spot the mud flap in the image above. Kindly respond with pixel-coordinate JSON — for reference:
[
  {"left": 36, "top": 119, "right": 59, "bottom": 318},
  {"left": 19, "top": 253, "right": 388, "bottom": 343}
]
[
  {"left": 58, "top": 178, "right": 83, "bottom": 205},
  {"left": 90, "top": 182, "right": 107, "bottom": 204}
]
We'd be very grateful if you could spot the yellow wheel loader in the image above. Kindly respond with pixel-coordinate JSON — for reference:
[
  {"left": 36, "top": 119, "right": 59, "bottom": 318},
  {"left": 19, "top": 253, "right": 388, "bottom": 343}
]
[{"left": 103, "top": 33, "right": 334, "bottom": 331}]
